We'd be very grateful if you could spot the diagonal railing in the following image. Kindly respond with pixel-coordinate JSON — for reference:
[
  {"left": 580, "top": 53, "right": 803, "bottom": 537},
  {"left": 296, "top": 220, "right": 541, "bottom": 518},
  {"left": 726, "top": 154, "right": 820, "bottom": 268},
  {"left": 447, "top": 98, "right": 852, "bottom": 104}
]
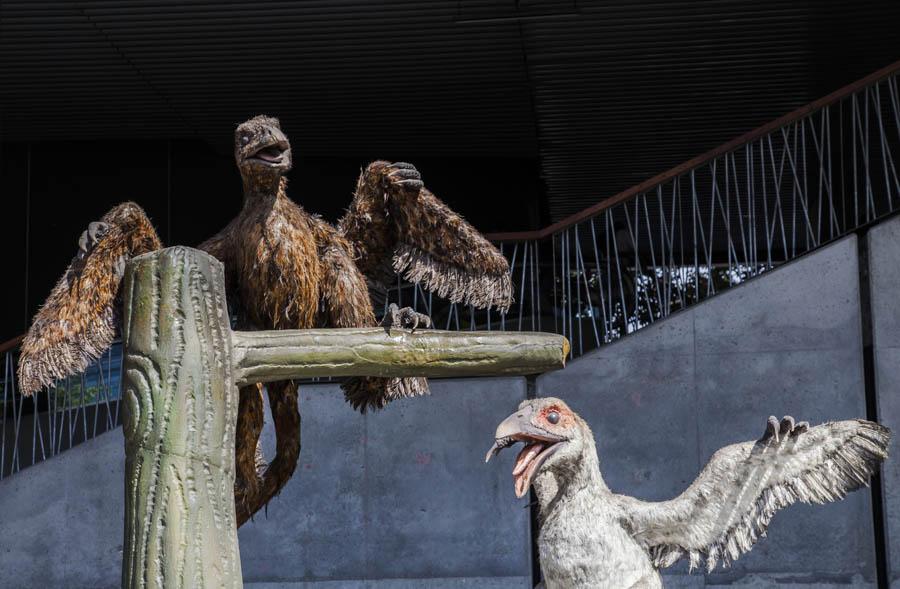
[{"left": 2, "top": 59, "right": 899, "bottom": 480}]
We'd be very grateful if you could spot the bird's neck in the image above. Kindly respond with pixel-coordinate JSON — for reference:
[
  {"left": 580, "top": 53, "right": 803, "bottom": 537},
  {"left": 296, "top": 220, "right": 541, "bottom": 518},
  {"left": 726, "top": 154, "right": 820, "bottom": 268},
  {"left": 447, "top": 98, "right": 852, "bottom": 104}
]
[
  {"left": 532, "top": 438, "right": 608, "bottom": 520},
  {"left": 242, "top": 175, "right": 287, "bottom": 209}
]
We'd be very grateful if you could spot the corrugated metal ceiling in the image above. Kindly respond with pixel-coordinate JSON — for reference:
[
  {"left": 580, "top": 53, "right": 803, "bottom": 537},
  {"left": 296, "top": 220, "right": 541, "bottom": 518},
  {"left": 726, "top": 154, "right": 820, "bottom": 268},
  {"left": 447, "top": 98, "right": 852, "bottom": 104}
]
[{"left": 2, "top": 0, "right": 899, "bottom": 224}]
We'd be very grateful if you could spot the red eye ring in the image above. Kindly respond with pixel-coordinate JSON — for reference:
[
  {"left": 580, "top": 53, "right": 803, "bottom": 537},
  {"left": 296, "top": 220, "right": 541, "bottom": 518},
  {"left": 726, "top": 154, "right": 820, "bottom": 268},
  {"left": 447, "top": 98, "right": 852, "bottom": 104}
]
[{"left": 547, "top": 410, "right": 560, "bottom": 425}]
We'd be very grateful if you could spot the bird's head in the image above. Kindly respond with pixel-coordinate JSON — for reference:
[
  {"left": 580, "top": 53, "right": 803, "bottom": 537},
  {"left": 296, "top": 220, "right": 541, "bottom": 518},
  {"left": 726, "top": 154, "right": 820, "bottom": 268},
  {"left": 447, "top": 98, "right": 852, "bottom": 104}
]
[
  {"left": 485, "top": 397, "right": 592, "bottom": 498},
  {"left": 234, "top": 115, "right": 293, "bottom": 185}
]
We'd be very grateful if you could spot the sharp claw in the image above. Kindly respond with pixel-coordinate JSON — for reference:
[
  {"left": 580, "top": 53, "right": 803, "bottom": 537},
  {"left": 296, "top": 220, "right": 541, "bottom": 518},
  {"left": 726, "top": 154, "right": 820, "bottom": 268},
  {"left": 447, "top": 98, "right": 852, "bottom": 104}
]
[
  {"left": 389, "top": 162, "right": 415, "bottom": 170},
  {"left": 791, "top": 421, "right": 810, "bottom": 437},
  {"left": 779, "top": 416, "right": 795, "bottom": 436},
  {"left": 764, "top": 416, "right": 779, "bottom": 442}
]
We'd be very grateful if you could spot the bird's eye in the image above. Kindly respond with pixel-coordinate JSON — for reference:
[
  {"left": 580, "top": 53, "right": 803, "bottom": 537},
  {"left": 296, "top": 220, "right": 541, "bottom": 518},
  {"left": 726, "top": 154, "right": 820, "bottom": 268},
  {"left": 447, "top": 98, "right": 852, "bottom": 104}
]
[
  {"left": 241, "top": 135, "right": 250, "bottom": 145},
  {"left": 547, "top": 411, "right": 560, "bottom": 425}
]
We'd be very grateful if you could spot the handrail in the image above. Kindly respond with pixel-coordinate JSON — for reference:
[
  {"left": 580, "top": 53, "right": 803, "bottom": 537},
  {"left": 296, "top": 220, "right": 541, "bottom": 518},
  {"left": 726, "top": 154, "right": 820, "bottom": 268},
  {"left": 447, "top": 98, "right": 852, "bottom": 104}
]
[
  {"left": 0, "top": 334, "right": 24, "bottom": 355},
  {"left": 485, "top": 58, "right": 900, "bottom": 242}
]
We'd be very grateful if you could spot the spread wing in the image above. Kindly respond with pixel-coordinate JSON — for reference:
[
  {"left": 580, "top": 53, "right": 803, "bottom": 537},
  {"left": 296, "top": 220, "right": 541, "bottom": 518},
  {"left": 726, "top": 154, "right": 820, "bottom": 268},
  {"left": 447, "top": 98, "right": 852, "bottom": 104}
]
[
  {"left": 614, "top": 417, "right": 890, "bottom": 573},
  {"left": 338, "top": 161, "right": 512, "bottom": 311},
  {"left": 18, "top": 202, "right": 161, "bottom": 394}
]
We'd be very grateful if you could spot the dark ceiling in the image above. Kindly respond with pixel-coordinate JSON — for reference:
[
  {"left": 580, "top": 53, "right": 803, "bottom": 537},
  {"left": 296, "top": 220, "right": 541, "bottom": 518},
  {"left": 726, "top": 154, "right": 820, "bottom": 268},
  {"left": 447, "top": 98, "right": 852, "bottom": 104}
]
[{"left": 2, "top": 0, "right": 900, "bottom": 225}]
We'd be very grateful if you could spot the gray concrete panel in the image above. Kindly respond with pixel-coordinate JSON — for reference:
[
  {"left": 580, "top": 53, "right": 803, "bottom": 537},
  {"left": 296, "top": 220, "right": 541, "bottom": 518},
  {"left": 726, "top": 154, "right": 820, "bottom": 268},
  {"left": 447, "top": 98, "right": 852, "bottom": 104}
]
[
  {"left": 694, "top": 236, "right": 861, "bottom": 354},
  {"left": 868, "top": 214, "right": 900, "bottom": 588}
]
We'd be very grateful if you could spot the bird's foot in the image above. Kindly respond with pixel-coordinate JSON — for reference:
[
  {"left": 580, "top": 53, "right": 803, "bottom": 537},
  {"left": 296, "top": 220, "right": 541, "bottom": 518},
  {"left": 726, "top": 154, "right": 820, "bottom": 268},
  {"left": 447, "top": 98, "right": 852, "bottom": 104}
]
[
  {"left": 761, "top": 415, "right": 809, "bottom": 443},
  {"left": 77, "top": 221, "right": 111, "bottom": 260},
  {"left": 382, "top": 303, "right": 432, "bottom": 333},
  {"left": 384, "top": 161, "right": 424, "bottom": 192}
]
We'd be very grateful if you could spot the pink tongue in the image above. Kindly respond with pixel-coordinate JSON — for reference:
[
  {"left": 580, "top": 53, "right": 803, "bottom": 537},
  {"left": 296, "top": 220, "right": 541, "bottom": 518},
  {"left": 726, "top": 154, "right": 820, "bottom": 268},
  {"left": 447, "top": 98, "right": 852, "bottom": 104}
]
[
  {"left": 258, "top": 151, "right": 280, "bottom": 162},
  {"left": 513, "top": 443, "right": 543, "bottom": 476}
]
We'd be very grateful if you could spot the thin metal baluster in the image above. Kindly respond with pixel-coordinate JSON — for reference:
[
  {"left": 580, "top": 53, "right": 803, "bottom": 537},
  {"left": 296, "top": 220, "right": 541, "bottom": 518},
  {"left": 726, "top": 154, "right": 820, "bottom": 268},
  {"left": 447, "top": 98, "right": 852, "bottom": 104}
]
[
  {"left": 1, "top": 353, "right": 9, "bottom": 478},
  {"left": 810, "top": 110, "right": 827, "bottom": 243},
  {"left": 862, "top": 87, "right": 877, "bottom": 221},
  {"left": 730, "top": 153, "right": 750, "bottom": 269},
  {"left": 604, "top": 215, "right": 616, "bottom": 334},
  {"left": 853, "top": 91, "right": 875, "bottom": 223},
  {"left": 559, "top": 234, "right": 567, "bottom": 342},
  {"left": 609, "top": 209, "right": 630, "bottom": 333},
  {"left": 573, "top": 227, "right": 584, "bottom": 352},
  {"left": 826, "top": 106, "right": 838, "bottom": 238},
  {"left": 590, "top": 218, "right": 610, "bottom": 340},
  {"left": 676, "top": 178, "right": 687, "bottom": 308},
  {"left": 691, "top": 170, "right": 700, "bottom": 299},
  {"left": 81, "top": 372, "right": 88, "bottom": 444},
  {"left": 766, "top": 135, "right": 790, "bottom": 262},
  {"left": 115, "top": 346, "right": 125, "bottom": 427},
  {"left": 760, "top": 141, "right": 772, "bottom": 267},
  {"left": 725, "top": 155, "right": 733, "bottom": 279},
  {"left": 641, "top": 194, "right": 664, "bottom": 318},
  {"left": 529, "top": 241, "right": 538, "bottom": 331},
  {"left": 49, "top": 383, "right": 57, "bottom": 457},
  {"left": 874, "top": 82, "right": 900, "bottom": 207},
  {"left": 535, "top": 240, "right": 542, "bottom": 332},
  {"left": 623, "top": 195, "right": 653, "bottom": 324},
  {"left": 852, "top": 95, "right": 860, "bottom": 227},
  {"left": 526, "top": 241, "right": 534, "bottom": 330},
  {"left": 864, "top": 86, "right": 875, "bottom": 219},
  {"left": 566, "top": 229, "right": 576, "bottom": 353},
  {"left": 802, "top": 118, "right": 811, "bottom": 250},
  {"left": 32, "top": 374, "right": 46, "bottom": 465},
  {"left": 551, "top": 236, "right": 558, "bottom": 334},
  {"left": 788, "top": 125, "right": 798, "bottom": 257},
  {"left": 517, "top": 240, "right": 528, "bottom": 330},
  {"left": 574, "top": 226, "right": 600, "bottom": 346},
  {"left": 103, "top": 346, "right": 115, "bottom": 431},
  {"left": 744, "top": 143, "right": 756, "bottom": 274},
  {"left": 698, "top": 165, "right": 714, "bottom": 295},
  {"left": 10, "top": 355, "right": 25, "bottom": 474},
  {"left": 664, "top": 183, "right": 677, "bottom": 315},
  {"left": 57, "top": 377, "right": 69, "bottom": 454}
]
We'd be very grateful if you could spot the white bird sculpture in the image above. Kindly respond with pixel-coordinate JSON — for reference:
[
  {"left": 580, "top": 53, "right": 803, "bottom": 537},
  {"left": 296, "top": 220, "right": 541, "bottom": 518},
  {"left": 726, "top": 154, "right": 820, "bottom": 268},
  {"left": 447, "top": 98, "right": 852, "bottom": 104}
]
[{"left": 486, "top": 397, "right": 890, "bottom": 589}]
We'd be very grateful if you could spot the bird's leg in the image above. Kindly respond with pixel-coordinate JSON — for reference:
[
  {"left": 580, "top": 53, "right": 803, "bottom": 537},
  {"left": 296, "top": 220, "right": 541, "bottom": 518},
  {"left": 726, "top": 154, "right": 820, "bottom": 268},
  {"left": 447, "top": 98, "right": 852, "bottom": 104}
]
[
  {"left": 761, "top": 415, "right": 809, "bottom": 444},
  {"left": 235, "top": 384, "right": 265, "bottom": 526},
  {"left": 382, "top": 302, "right": 432, "bottom": 333},
  {"left": 253, "top": 380, "right": 301, "bottom": 517}
]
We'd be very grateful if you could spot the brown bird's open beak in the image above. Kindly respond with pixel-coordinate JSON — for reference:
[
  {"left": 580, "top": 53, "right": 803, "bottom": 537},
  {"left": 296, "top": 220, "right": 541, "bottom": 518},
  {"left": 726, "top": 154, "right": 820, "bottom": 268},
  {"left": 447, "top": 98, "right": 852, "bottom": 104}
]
[{"left": 486, "top": 405, "right": 567, "bottom": 498}]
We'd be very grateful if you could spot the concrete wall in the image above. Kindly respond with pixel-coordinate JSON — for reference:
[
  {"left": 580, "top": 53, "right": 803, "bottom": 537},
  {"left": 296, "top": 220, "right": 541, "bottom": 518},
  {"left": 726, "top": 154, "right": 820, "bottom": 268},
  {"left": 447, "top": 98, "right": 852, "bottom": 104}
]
[
  {"left": 869, "top": 215, "right": 900, "bottom": 588},
  {"left": 539, "top": 235, "right": 878, "bottom": 587},
  {"left": 2, "top": 227, "right": 897, "bottom": 588},
  {"left": 0, "top": 377, "right": 531, "bottom": 589}
]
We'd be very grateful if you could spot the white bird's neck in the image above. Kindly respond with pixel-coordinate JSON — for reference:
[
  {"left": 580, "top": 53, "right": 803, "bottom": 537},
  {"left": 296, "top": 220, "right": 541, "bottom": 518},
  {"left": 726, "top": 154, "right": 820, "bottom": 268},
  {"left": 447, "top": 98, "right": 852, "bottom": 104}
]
[{"left": 532, "top": 436, "right": 609, "bottom": 520}]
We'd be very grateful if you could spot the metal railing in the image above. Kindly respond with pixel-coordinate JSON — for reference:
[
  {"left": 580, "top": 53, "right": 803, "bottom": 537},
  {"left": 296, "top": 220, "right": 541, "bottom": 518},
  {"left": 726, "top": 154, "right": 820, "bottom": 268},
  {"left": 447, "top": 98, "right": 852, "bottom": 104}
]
[
  {"left": 387, "top": 59, "right": 900, "bottom": 356},
  {"left": 1, "top": 338, "right": 122, "bottom": 479},
  {"left": 2, "top": 60, "right": 899, "bottom": 479}
]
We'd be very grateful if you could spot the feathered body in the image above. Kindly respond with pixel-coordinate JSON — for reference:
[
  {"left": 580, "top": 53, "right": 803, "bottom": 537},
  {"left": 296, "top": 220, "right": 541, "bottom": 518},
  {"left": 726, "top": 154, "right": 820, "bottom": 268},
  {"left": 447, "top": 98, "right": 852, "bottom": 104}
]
[
  {"left": 20, "top": 115, "right": 512, "bottom": 527},
  {"left": 487, "top": 398, "right": 890, "bottom": 589}
]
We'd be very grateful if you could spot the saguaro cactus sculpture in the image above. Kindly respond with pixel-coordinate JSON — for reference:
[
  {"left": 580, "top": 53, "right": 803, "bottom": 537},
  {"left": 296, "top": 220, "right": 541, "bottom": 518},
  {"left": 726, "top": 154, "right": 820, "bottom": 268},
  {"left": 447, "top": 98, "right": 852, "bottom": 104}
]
[{"left": 120, "top": 246, "right": 568, "bottom": 589}]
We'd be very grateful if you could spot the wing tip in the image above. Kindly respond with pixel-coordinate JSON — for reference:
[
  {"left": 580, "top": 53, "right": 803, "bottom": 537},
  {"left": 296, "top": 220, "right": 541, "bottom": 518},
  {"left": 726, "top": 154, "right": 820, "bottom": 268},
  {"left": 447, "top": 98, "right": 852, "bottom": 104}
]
[{"left": 393, "top": 244, "right": 514, "bottom": 312}]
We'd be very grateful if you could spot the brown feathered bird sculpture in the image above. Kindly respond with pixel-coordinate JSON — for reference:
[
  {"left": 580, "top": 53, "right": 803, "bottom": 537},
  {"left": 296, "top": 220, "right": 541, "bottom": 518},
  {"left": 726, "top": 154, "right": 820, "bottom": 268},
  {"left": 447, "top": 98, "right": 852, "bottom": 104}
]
[
  {"left": 487, "top": 397, "right": 890, "bottom": 588},
  {"left": 18, "top": 115, "right": 512, "bottom": 525}
]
